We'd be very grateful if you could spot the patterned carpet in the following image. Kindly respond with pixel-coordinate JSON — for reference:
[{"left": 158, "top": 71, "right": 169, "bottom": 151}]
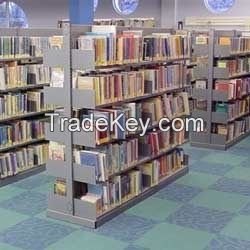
[{"left": 0, "top": 138, "right": 250, "bottom": 250}]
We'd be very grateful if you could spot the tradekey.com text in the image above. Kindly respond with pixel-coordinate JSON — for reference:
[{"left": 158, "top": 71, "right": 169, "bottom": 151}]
[{"left": 46, "top": 113, "right": 205, "bottom": 136}]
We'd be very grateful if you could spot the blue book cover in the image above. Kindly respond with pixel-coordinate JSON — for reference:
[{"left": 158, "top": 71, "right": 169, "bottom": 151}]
[
  {"left": 80, "top": 151, "right": 100, "bottom": 178},
  {"left": 88, "top": 184, "right": 103, "bottom": 196}
]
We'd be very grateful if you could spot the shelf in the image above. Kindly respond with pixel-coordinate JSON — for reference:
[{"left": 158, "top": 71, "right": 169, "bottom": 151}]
[
  {"left": 192, "top": 44, "right": 209, "bottom": 57},
  {"left": 190, "top": 131, "right": 210, "bottom": 144},
  {"left": 0, "top": 83, "right": 50, "bottom": 94},
  {"left": 0, "top": 56, "right": 43, "bottom": 63},
  {"left": 45, "top": 113, "right": 189, "bottom": 148},
  {"left": 0, "top": 164, "right": 46, "bottom": 187},
  {"left": 191, "top": 131, "right": 250, "bottom": 150},
  {"left": 47, "top": 166, "right": 189, "bottom": 228},
  {"left": 192, "top": 88, "right": 208, "bottom": 99},
  {"left": 95, "top": 57, "right": 190, "bottom": 70},
  {"left": 45, "top": 86, "right": 189, "bottom": 109},
  {"left": 0, "top": 138, "right": 46, "bottom": 153},
  {"left": 108, "top": 144, "right": 183, "bottom": 179},
  {"left": 192, "top": 110, "right": 209, "bottom": 121},
  {"left": 0, "top": 110, "right": 54, "bottom": 123},
  {"left": 193, "top": 66, "right": 209, "bottom": 79},
  {"left": 47, "top": 160, "right": 97, "bottom": 185},
  {"left": 211, "top": 111, "right": 250, "bottom": 124},
  {"left": 44, "top": 49, "right": 95, "bottom": 70},
  {"left": 212, "top": 90, "right": 229, "bottom": 102},
  {"left": 226, "top": 130, "right": 250, "bottom": 149}
]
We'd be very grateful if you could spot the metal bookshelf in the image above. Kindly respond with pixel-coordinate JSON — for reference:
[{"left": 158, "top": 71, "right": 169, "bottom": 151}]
[
  {"left": 0, "top": 164, "right": 46, "bottom": 187},
  {"left": 0, "top": 28, "right": 61, "bottom": 185},
  {"left": 191, "top": 29, "right": 250, "bottom": 150},
  {"left": 44, "top": 24, "right": 189, "bottom": 228}
]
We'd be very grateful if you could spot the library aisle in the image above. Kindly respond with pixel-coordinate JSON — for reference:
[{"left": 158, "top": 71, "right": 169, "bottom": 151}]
[{"left": 0, "top": 137, "right": 250, "bottom": 250}]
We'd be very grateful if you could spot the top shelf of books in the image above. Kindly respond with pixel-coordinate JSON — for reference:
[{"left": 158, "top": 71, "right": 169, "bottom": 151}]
[
  {"left": 193, "top": 33, "right": 250, "bottom": 58},
  {"left": 44, "top": 25, "right": 191, "bottom": 71}
]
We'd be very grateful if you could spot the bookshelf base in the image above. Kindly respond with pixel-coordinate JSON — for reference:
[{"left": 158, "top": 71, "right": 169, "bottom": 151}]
[
  {"left": 0, "top": 164, "right": 46, "bottom": 187},
  {"left": 190, "top": 131, "right": 250, "bottom": 150},
  {"left": 47, "top": 166, "right": 189, "bottom": 229}
]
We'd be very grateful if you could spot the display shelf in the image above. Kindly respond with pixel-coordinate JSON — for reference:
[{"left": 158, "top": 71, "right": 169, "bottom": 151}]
[
  {"left": 0, "top": 83, "right": 50, "bottom": 94},
  {"left": 0, "top": 138, "right": 46, "bottom": 153},
  {"left": 45, "top": 24, "right": 190, "bottom": 228},
  {"left": 191, "top": 29, "right": 250, "bottom": 150},
  {"left": 45, "top": 86, "right": 189, "bottom": 110},
  {"left": 0, "top": 164, "right": 46, "bottom": 187},
  {"left": 0, "top": 56, "right": 43, "bottom": 62},
  {"left": 0, "top": 110, "right": 54, "bottom": 123},
  {"left": 47, "top": 166, "right": 189, "bottom": 228},
  {"left": 45, "top": 113, "right": 189, "bottom": 149}
]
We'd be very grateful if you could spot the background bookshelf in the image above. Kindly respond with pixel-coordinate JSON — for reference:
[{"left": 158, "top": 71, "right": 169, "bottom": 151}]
[
  {"left": 191, "top": 29, "right": 250, "bottom": 150},
  {"left": 44, "top": 24, "right": 190, "bottom": 228},
  {"left": 0, "top": 28, "right": 61, "bottom": 186}
]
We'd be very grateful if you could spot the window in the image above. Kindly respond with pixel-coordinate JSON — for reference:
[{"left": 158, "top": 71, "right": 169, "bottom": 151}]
[
  {"left": 113, "top": 0, "right": 139, "bottom": 15},
  {"left": 94, "top": 0, "right": 98, "bottom": 12},
  {"left": 0, "top": 1, "right": 28, "bottom": 28},
  {"left": 204, "top": 0, "right": 235, "bottom": 13}
]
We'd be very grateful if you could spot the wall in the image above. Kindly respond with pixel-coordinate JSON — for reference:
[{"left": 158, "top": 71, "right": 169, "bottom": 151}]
[
  {"left": 14, "top": 0, "right": 162, "bottom": 28},
  {"left": 9, "top": 0, "right": 250, "bottom": 29},
  {"left": 176, "top": 0, "right": 250, "bottom": 22},
  {"left": 161, "top": 0, "right": 176, "bottom": 28},
  {"left": 14, "top": 0, "right": 68, "bottom": 28},
  {"left": 95, "top": 0, "right": 162, "bottom": 26}
]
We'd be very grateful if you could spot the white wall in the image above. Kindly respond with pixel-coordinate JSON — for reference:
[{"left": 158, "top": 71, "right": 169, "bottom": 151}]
[
  {"left": 14, "top": 0, "right": 250, "bottom": 29},
  {"left": 14, "top": 0, "right": 162, "bottom": 28},
  {"left": 161, "top": 0, "right": 176, "bottom": 28},
  {"left": 95, "top": 0, "right": 162, "bottom": 26},
  {"left": 176, "top": 0, "right": 250, "bottom": 22}
]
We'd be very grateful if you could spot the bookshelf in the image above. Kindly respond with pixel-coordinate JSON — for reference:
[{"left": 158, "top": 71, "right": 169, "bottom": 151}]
[
  {"left": 44, "top": 24, "right": 190, "bottom": 228},
  {"left": 191, "top": 29, "right": 250, "bottom": 150},
  {"left": 0, "top": 28, "right": 61, "bottom": 186}
]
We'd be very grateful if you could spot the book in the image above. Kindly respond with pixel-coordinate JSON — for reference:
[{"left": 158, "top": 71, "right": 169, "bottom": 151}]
[
  {"left": 80, "top": 148, "right": 186, "bottom": 214},
  {"left": 76, "top": 32, "right": 190, "bottom": 66},
  {"left": 54, "top": 179, "right": 66, "bottom": 196},
  {"left": 94, "top": 18, "right": 156, "bottom": 28},
  {"left": 0, "top": 143, "right": 48, "bottom": 179},
  {"left": 0, "top": 118, "right": 45, "bottom": 149},
  {"left": 49, "top": 142, "right": 65, "bottom": 161},
  {"left": 0, "top": 36, "right": 50, "bottom": 59},
  {"left": 195, "top": 36, "right": 208, "bottom": 45},
  {"left": 0, "top": 63, "right": 50, "bottom": 90},
  {"left": 195, "top": 80, "right": 207, "bottom": 89},
  {"left": 218, "top": 37, "right": 231, "bottom": 46}
]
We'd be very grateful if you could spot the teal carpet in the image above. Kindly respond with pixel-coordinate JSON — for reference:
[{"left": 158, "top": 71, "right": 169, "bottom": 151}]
[{"left": 0, "top": 138, "right": 250, "bottom": 250}]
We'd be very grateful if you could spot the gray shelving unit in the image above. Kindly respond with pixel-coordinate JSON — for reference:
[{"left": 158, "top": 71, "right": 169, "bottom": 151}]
[
  {"left": 44, "top": 24, "right": 189, "bottom": 228},
  {"left": 0, "top": 28, "right": 61, "bottom": 186},
  {"left": 191, "top": 29, "right": 250, "bottom": 150}
]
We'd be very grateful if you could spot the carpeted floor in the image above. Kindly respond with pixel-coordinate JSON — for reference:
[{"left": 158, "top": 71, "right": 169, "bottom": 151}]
[{"left": 0, "top": 138, "right": 250, "bottom": 250}]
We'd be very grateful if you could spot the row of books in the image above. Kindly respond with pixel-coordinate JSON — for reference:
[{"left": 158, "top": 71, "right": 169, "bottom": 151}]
[
  {"left": 212, "top": 115, "right": 250, "bottom": 142},
  {"left": 0, "top": 143, "right": 48, "bottom": 179},
  {"left": 215, "top": 36, "right": 250, "bottom": 54},
  {"left": 0, "top": 36, "right": 50, "bottom": 59},
  {"left": 215, "top": 78, "right": 250, "bottom": 100},
  {"left": 93, "top": 18, "right": 156, "bottom": 28},
  {"left": 54, "top": 148, "right": 185, "bottom": 213},
  {"left": 0, "top": 63, "right": 50, "bottom": 90},
  {"left": 75, "top": 93, "right": 189, "bottom": 145},
  {"left": 71, "top": 65, "right": 188, "bottom": 106},
  {"left": 217, "top": 58, "right": 250, "bottom": 76},
  {"left": 195, "top": 35, "right": 250, "bottom": 55},
  {"left": 0, "top": 119, "right": 45, "bottom": 149},
  {"left": 0, "top": 90, "right": 53, "bottom": 118},
  {"left": 49, "top": 124, "right": 185, "bottom": 182},
  {"left": 76, "top": 31, "right": 190, "bottom": 66},
  {"left": 215, "top": 96, "right": 250, "bottom": 120}
]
